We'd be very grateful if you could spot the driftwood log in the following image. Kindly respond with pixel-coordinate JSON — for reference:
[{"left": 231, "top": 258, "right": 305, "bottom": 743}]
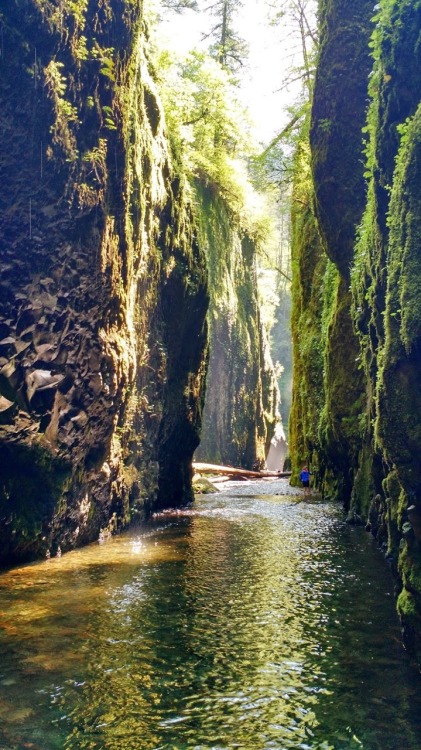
[{"left": 193, "top": 462, "right": 292, "bottom": 480}]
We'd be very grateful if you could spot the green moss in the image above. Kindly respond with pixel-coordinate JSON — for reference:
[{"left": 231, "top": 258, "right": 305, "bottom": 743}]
[
  {"left": 396, "top": 505, "right": 421, "bottom": 661},
  {"left": 311, "top": 0, "right": 375, "bottom": 278},
  {"left": 290, "top": 0, "right": 373, "bottom": 505},
  {"left": 291, "top": 0, "right": 421, "bottom": 661},
  {"left": 375, "top": 106, "right": 421, "bottom": 490},
  {"left": 193, "top": 183, "right": 278, "bottom": 470},
  {"left": 350, "top": 443, "right": 374, "bottom": 519},
  {"left": 0, "top": 0, "right": 210, "bottom": 557},
  {"left": 399, "top": 545, "right": 421, "bottom": 593},
  {"left": 289, "top": 122, "right": 327, "bottom": 484},
  {"left": 0, "top": 441, "right": 71, "bottom": 562},
  {"left": 397, "top": 588, "right": 419, "bottom": 619}
]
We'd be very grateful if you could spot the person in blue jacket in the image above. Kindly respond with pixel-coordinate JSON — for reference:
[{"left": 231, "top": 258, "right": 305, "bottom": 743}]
[{"left": 299, "top": 465, "right": 311, "bottom": 495}]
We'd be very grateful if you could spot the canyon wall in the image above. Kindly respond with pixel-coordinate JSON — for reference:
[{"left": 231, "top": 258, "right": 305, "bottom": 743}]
[
  {"left": 193, "top": 184, "right": 279, "bottom": 470},
  {"left": 0, "top": 0, "right": 208, "bottom": 564},
  {"left": 291, "top": 0, "right": 421, "bottom": 660}
]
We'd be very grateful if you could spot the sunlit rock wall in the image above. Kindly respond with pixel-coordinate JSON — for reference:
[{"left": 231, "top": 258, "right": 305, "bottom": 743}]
[
  {"left": 193, "top": 185, "right": 279, "bottom": 470},
  {"left": 0, "top": 0, "right": 208, "bottom": 564},
  {"left": 289, "top": 127, "right": 327, "bottom": 488}
]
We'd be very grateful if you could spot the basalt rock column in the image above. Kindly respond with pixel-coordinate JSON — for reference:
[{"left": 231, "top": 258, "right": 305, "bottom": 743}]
[{"left": 0, "top": 0, "right": 208, "bottom": 564}]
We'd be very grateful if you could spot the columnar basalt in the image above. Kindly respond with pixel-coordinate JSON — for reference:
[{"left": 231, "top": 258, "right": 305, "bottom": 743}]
[{"left": 0, "top": 0, "right": 208, "bottom": 564}]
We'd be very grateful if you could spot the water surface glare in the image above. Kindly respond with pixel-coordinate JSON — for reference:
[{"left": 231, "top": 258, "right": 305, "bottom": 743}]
[{"left": 0, "top": 479, "right": 421, "bottom": 750}]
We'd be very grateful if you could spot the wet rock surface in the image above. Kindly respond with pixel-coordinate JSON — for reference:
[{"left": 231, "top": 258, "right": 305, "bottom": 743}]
[
  {"left": 293, "top": 0, "right": 421, "bottom": 663},
  {"left": 0, "top": 1, "right": 208, "bottom": 565}
]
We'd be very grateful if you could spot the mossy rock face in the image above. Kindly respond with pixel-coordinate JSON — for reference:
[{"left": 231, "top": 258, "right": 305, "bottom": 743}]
[
  {"left": 296, "top": 0, "right": 373, "bottom": 509},
  {"left": 155, "top": 205, "right": 209, "bottom": 508},
  {"left": 289, "top": 120, "right": 365, "bottom": 503},
  {"left": 352, "top": 3, "right": 421, "bottom": 657},
  {"left": 0, "top": 442, "right": 70, "bottom": 561},
  {"left": 193, "top": 185, "right": 279, "bottom": 471},
  {"left": 311, "top": 0, "right": 374, "bottom": 279},
  {"left": 397, "top": 587, "right": 421, "bottom": 662},
  {"left": 289, "top": 128, "right": 327, "bottom": 485},
  {"left": 310, "top": 0, "right": 421, "bottom": 659},
  {"left": 0, "top": 1, "right": 209, "bottom": 562},
  {"left": 322, "top": 279, "right": 365, "bottom": 507},
  {"left": 375, "top": 0, "right": 421, "bottom": 232},
  {"left": 292, "top": 0, "right": 421, "bottom": 662},
  {"left": 374, "top": 105, "right": 421, "bottom": 649}
]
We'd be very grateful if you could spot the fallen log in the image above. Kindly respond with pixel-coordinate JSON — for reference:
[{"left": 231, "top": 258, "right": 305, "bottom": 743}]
[{"left": 193, "top": 462, "right": 292, "bottom": 479}]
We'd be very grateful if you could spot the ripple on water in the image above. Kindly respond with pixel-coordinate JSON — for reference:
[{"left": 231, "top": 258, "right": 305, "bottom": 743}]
[{"left": 0, "top": 481, "right": 420, "bottom": 750}]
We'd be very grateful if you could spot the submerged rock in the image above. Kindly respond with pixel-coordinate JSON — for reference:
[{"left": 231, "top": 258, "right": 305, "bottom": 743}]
[{"left": 192, "top": 476, "right": 219, "bottom": 495}]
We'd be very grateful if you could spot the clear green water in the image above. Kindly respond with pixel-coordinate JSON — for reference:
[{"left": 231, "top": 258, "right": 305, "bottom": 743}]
[{"left": 0, "top": 480, "right": 421, "bottom": 750}]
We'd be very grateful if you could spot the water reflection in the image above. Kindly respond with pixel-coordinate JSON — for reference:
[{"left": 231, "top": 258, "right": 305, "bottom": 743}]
[{"left": 0, "top": 482, "right": 420, "bottom": 749}]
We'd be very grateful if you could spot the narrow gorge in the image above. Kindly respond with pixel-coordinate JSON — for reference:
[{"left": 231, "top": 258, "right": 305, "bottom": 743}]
[{"left": 2, "top": 0, "right": 421, "bottom": 732}]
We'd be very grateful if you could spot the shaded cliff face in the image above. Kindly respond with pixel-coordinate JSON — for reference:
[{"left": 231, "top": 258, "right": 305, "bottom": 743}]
[
  {"left": 290, "top": 0, "right": 372, "bottom": 501},
  {"left": 311, "top": 0, "right": 375, "bottom": 280},
  {"left": 0, "top": 0, "right": 208, "bottom": 564},
  {"left": 361, "top": 1, "right": 421, "bottom": 661},
  {"left": 310, "top": 0, "right": 375, "bottom": 502},
  {"left": 292, "top": 0, "right": 421, "bottom": 661},
  {"left": 193, "top": 185, "right": 279, "bottom": 470},
  {"left": 289, "top": 134, "right": 326, "bottom": 485}
]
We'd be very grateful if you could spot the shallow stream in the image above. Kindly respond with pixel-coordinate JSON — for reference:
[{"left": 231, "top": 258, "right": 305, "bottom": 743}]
[{"left": 1, "top": 479, "right": 421, "bottom": 750}]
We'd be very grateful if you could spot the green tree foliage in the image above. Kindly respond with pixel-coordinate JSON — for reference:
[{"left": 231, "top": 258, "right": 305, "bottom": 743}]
[
  {"left": 250, "top": 0, "right": 318, "bottom": 239},
  {"left": 158, "top": 47, "right": 258, "bottom": 215},
  {"left": 269, "top": 0, "right": 317, "bottom": 93},
  {"left": 249, "top": 1, "right": 318, "bottom": 437},
  {"left": 161, "top": 0, "right": 198, "bottom": 10},
  {"left": 156, "top": 1, "right": 288, "bottom": 439},
  {"left": 257, "top": 0, "right": 318, "bottom": 175},
  {"left": 201, "top": 0, "right": 248, "bottom": 76}
]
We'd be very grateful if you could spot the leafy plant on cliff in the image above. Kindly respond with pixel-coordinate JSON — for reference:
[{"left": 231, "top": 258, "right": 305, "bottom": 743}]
[
  {"left": 44, "top": 59, "right": 79, "bottom": 160},
  {"left": 157, "top": 48, "right": 255, "bottom": 212},
  {"left": 155, "top": 0, "right": 289, "bottom": 264}
]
